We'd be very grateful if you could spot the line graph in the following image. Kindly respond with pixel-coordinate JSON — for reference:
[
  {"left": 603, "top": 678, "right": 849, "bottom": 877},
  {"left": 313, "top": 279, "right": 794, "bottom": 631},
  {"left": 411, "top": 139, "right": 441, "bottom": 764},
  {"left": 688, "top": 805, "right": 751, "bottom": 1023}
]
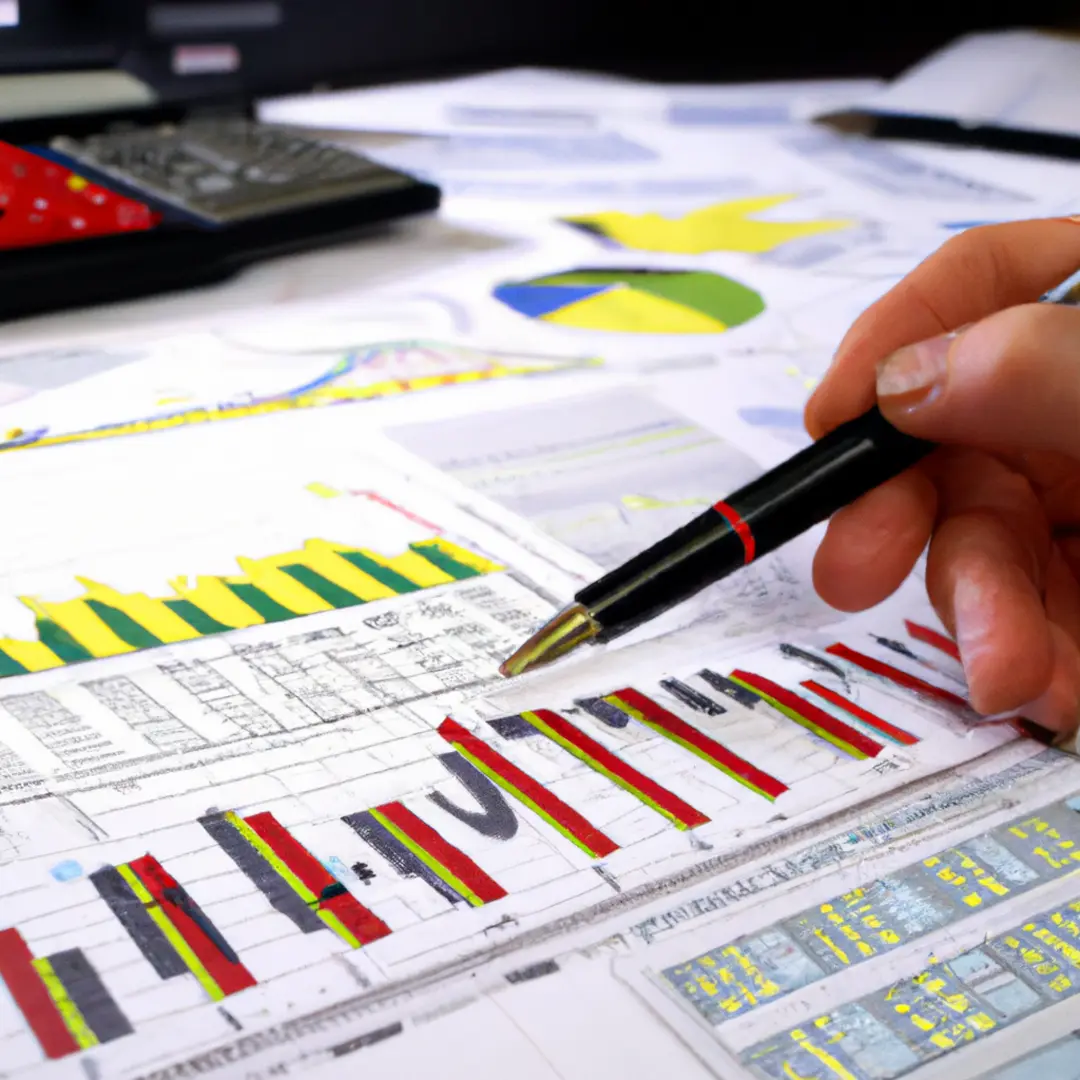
[{"left": 0, "top": 341, "right": 598, "bottom": 458}]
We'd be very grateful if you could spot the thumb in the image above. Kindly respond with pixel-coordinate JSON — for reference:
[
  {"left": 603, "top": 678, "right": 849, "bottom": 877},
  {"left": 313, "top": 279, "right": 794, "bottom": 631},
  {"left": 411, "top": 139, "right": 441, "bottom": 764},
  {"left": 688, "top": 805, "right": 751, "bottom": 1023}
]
[{"left": 875, "top": 303, "right": 1080, "bottom": 457}]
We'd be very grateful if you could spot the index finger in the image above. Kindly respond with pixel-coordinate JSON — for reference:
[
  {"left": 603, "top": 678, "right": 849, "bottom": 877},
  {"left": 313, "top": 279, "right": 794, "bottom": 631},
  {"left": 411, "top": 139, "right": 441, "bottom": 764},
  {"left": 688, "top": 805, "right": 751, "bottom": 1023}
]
[{"left": 805, "top": 217, "right": 1080, "bottom": 439}]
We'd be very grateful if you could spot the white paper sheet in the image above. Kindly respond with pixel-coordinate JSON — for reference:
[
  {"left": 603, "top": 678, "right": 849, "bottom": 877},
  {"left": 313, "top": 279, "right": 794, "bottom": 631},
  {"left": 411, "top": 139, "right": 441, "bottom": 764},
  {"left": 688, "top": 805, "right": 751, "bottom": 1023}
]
[
  {"left": 390, "top": 388, "right": 763, "bottom": 568},
  {"left": 388, "top": 387, "right": 830, "bottom": 644},
  {"left": 667, "top": 79, "right": 884, "bottom": 128},
  {"left": 0, "top": 546, "right": 1026, "bottom": 1079},
  {"left": 616, "top": 745, "right": 1080, "bottom": 1078},
  {"left": 0, "top": 310, "right": 598, "bottom": 457},
  {"left": 259, "top": 67, "right": 663, "bottom": 135},
  {"left": 831, "top": 29, "right": 1080, "bottom": 139},
  {"left": 3, "top": 52, "right": 1078, "bottom": 1080}
]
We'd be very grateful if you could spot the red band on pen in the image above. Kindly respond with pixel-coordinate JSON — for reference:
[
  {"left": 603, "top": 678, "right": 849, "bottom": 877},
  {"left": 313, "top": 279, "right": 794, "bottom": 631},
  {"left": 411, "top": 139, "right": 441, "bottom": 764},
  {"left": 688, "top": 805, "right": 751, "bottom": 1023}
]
[{"left": 712, "top": 500, "right": 755, "bottom": 564}]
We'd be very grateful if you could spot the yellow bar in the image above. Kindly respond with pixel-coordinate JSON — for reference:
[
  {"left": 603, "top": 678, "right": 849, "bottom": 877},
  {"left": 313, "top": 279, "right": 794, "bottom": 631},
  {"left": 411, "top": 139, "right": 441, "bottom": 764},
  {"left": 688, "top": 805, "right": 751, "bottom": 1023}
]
[
  {"left": 0, "top": 639, "right": 62, "bottom": 672},
  {"left": 318, "top": 910, "right": 362, "bottom": 950},
  {"left": 232, "top": 558, "right": 332, "bottom": 615},
  {"left": 31, "top": 957, "right": 99, "bottom": 1050},
  {"left": 415, "top": 538, "right": 503, "bottom": 573},
  {"left": 304, "top": 482, "right": 340, "bottom": 498},
  {"left": 116, "top": 863, "right": 224, "bottom": 1002},
  {"left": 224, "top": 813, "right": 318, "bottom": 904},
  {"left": 233, "top": 541, "right": 392, "bottom": 600},
  {"left": 520, "top": 709, "right": 689, "bottom": 830},
  {"left": 75, "top": 579, "right": 202, "bottom": 644},
  {"left": 168, "top": 576, "right": 265, "bottom": 628},
  {"left": 369, "top": 809, "right": 484, "bottom": 907},
  {"left": 372, "top": 550, "right": 454, "bottom": 588},
  {"left": 225, "top": 813, "right": 364, "bottom": 949},
  {"left": 797, "top": 1036, "right": 858, "bottom": 1080},
  {"left": 302, "top": 541, "right": 398, "bottom": 601},
  {"left": 20, "top": 596, "right": 134, "bottom": 658},
  {"left": 603, "top": 694, "right": 641, "bottom": 721}
]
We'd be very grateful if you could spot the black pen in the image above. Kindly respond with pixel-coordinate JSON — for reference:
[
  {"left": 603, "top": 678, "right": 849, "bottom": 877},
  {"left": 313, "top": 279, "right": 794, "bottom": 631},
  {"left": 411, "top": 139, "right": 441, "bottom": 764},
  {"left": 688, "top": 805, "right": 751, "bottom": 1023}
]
[
  {"left": 501, "top": 279, "right": 1080, "bottom": 680},
  {"left": 500, "top": 406, "right": 934, "bottom": 677}
]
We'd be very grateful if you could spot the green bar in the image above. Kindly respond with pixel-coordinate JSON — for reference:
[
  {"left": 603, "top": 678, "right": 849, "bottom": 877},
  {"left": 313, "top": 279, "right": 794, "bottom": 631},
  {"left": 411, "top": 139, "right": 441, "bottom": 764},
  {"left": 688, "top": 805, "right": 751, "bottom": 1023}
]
[
  {"left": 409, "top": 542, "right": 481, "bottom": 581},
  {"left": 35, "top": 618, "right": 94, "bottom": 663},
  {"left": 85, "top": 600, "right": 163, "bottom": 649},
  {"left": 280, "top": 564, "right": 365, "bottom": 610},
  {"left": 224, "top": 582, "right": 295, "bottom": 623},
  {"left": 164, "top": 599, "right": 233, "bottom": 636},
  {"left": 338, "top": 551, "right": 420, "bottom": 594},
  {"left": 0, "top": 649, "right": 28, "bottom": 677}
]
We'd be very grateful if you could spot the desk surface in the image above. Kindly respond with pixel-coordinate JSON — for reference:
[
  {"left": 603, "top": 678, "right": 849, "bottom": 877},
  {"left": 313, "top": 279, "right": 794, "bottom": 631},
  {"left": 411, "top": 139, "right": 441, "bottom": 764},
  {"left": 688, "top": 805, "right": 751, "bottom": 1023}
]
[{"left": 0, "top": 72, "right": 1076, "bottom": 1080}]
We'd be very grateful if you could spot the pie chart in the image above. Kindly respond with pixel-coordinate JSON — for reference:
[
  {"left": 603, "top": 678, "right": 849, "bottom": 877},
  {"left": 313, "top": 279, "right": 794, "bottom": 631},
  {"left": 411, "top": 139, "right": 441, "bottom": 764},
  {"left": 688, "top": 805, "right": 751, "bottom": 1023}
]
[{"left": 493, "top": 268, "right": 764, "bottom": 334}]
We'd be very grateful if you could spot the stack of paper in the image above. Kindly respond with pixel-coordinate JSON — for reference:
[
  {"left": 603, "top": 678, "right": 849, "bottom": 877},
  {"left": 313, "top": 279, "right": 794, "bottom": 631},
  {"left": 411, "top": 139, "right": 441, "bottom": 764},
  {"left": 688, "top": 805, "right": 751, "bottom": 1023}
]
[
  {"left": 818, "top": 29, "right": 1080, "bottom": 140},
  {"left": 0, "top": 36, "right": 1076, "bottom": 1080}
]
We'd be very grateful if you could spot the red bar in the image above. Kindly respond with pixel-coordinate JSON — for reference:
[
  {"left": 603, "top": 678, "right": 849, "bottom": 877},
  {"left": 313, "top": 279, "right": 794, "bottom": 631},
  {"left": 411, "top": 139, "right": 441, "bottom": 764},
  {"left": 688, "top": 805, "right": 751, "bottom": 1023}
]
[
  {"left": 825, "top": 644, "right": 968, "bottom": 708},
  {"left": 128, "top": 856, "right": 256, "bottom": 996},
  {"left": 609, "top": 688, "right": 787, "bottom": 800},
  {"left": 905, "top": 620, "right": 961, "bottom": 662},
  {"left": 350, "top": 491, "right": 442, "bottom": 533},
  {"left": 438, "top": 718, "right": 619, "bottom": 857},
  {"left": 243, "top": 812, "right": 392, "bottom": 945},
  {"left": 730, "top": 671, "right": 883, "bottom": 759},
  {"left": 529, "top": 708, "right": 710, "bottom": 828},
  {"left": 801, "top": 680, "right": 919, "bottom": 746},
  {"left": 376, "top": 802, "right": 507, "bottom": 904},
  {"left": 0, "top": 928, "right": 78, "bottom": 1059}
]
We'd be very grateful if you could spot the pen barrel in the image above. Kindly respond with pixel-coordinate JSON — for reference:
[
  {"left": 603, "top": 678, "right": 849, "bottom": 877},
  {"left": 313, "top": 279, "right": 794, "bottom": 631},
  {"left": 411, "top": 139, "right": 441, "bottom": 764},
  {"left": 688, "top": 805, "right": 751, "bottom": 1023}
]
[{"left": 578, "top": 407, "right": 934, "bottom": 641}]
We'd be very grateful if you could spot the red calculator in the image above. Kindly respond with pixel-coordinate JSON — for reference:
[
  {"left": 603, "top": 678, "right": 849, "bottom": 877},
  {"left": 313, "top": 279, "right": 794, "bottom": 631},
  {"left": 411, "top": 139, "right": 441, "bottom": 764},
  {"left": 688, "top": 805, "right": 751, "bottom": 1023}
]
[{"left": 0, "top": 141, "right": 159, "bottom": 250}]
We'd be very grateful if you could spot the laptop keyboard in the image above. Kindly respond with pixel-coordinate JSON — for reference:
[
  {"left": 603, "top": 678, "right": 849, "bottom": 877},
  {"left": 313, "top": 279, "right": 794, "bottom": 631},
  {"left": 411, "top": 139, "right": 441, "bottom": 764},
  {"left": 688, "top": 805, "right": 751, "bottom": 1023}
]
[{"left": 52, "top": 119, "right": 410, "bottom": 224}]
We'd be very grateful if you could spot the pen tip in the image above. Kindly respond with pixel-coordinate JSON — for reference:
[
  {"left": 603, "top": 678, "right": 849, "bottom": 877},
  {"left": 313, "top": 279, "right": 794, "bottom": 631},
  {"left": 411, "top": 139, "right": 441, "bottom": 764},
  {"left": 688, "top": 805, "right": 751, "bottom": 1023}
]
[{"left": 499, "top": 603, "right": 601, "bottom": 678}]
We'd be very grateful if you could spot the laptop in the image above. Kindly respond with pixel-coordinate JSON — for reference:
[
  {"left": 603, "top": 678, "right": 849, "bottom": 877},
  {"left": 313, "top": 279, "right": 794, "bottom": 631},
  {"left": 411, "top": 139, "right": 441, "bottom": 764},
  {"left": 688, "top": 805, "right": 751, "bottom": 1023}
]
[{"left": 0, "top": 0, "right": 441, "bottom": 321}]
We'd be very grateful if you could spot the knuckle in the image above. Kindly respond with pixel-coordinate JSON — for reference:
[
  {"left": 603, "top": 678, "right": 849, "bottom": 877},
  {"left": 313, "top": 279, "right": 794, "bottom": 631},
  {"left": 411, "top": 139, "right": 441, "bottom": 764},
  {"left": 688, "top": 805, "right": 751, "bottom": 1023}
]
[
  {"left": 937, "top": 226, "right": 1016, "bottom": 309},
  {"left": 966, "top": 305, "right": 1049, "bottom": 379},
  {"left": 938, "top": 227, "right": 991, "bottom": 268}
]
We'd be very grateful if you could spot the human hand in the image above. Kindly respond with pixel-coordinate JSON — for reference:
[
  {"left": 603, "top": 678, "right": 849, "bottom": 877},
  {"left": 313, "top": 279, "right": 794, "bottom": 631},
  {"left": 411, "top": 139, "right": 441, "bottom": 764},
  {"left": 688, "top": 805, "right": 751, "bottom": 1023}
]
[{"left": 805, "top": 218, "right": 1080, "bottom": 736}]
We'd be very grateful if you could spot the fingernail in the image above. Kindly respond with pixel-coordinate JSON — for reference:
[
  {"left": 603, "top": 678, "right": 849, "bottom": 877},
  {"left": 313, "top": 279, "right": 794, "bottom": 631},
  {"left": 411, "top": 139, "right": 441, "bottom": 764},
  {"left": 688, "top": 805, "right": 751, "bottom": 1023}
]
[
  {"left": 1018, "top": 695, "right": 1080, "bottom": 741},
  {"left": 876, "top": 332, "right": 958, "bottom": 409}
]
